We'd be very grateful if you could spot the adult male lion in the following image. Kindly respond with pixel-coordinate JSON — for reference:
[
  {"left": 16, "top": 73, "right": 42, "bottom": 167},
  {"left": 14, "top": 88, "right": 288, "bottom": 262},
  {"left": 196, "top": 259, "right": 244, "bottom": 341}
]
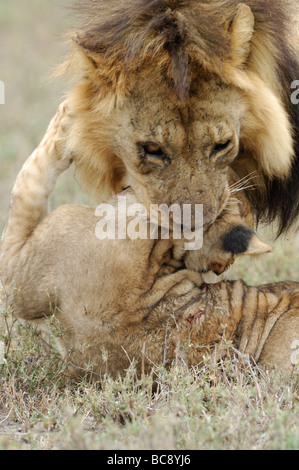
[{"left": 49, "top": 0, "right": 299, "bottom": 233}]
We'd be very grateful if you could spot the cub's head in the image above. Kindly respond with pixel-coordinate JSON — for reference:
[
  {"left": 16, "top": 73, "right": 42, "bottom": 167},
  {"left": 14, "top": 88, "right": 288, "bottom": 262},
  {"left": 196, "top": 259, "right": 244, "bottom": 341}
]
[
  {"left": 182, "top": 171, "right": 272, "bottom": 275},
  {"left": 193, "top": 224, "right": 272, "bottom": 276}
]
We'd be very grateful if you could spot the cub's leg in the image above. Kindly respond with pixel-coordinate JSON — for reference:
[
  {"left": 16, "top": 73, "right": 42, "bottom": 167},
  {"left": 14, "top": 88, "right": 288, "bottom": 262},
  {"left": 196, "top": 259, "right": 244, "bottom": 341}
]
[
  {"left": 0, "top": 101, "right": 73, "bottom": 327},
  {"left": 0, "top": 101, "right": 73, "bottom": 260}
]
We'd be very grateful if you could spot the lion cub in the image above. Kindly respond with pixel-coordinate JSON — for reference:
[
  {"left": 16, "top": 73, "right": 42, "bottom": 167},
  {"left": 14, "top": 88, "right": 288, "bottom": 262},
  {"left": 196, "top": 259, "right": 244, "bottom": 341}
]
[
  {"left": 174, "top": 169, "right": 272, "bottom": 276},
  {"left": 0, "top": 108, "right": 298, "bottom": 379}
]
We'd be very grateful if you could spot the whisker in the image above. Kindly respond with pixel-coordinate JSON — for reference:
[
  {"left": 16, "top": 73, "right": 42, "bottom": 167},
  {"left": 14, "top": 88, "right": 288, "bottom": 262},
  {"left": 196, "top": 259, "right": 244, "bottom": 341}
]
[
  {"left": 229, "top": 171, "right": 259, "bottom": 191},
  {"left": 225, "top": 197, "right": 241, "bottom": 205},
  {"left": 230, "top": 183, "right": 257, "bottom": 194},
  {"left": 229, "top": 178, "right": 256, "bottom": 191},
  {"left": 224, "top": 205, "right": 241, "bottom": 215}
]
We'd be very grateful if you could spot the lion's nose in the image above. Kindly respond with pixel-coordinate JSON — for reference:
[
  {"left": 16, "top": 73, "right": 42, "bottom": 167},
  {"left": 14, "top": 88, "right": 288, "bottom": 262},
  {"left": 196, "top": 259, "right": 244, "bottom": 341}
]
[
  {"left": 171, "top": 204, "right": 204, "bottom": 231},
  {"left": 170, "top": 204, "right": 218, "bottom": 231}
]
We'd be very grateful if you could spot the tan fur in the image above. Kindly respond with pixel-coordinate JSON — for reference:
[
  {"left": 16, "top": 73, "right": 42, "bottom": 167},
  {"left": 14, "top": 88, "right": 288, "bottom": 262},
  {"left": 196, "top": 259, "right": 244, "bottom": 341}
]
[
  {"left": 44, "top": 0, "right": 299, "bottom": 233},
  {"left": 0, "top": 123, "right": 297, "bottom": 379}
]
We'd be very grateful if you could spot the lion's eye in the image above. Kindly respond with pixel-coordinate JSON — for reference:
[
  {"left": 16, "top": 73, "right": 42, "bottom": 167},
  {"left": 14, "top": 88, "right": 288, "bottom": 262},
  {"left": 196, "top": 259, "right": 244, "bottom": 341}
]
[
  {"left": 140, "top": 142, "right": 171, "bottom": 165},
  {"left": 210, "top": 140, "right": 232, "bottom": 158},
  {"left": 144, "top": 143, "right": 164, "bottom": 157}
]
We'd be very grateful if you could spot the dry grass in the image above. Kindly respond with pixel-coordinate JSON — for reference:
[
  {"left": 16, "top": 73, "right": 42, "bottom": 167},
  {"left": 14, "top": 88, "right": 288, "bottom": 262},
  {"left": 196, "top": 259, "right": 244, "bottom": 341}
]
[
  {"left": 0, "top": 1, "right": 298, "bottom": 450},
  {"left": 0, "top": 306, "right": 298, "bottom": 450}
]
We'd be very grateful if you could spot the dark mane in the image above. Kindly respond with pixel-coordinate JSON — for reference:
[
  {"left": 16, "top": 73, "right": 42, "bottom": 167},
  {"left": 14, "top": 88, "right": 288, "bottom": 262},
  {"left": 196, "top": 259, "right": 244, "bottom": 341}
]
[
  {"left": 74, "top": 0, "right": 232, "bottom": 99},
  {"left": 246, "top": 1, "right": 299, "bottom": 233}
]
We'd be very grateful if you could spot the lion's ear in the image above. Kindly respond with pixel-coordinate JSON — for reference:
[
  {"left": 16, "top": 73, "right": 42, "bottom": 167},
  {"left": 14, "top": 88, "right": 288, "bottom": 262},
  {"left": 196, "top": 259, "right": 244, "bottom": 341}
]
[
  {"left": 72, "top": 34, "right": 99, "bottom": 71},
  {"left": 227, "top": 3, "right": 255, "bottom": 68}
]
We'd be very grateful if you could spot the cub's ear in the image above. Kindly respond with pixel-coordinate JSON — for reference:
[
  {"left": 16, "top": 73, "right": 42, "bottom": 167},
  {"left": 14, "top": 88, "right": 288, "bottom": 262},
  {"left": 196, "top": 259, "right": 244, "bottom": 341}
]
[
  {"left": 227, "top": 3, "right": 255, "bottom": 68},
  {"left": 222, "top": 225, "right": 272, "bottom": 257},
  {"left": 244, "top": 233, "right": 273, "bottom": 256}
]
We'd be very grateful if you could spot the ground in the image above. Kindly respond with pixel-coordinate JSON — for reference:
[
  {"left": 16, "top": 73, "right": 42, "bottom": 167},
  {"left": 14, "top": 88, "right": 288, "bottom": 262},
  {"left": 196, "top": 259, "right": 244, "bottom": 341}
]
[{"left": 0, "top": 0, "right": 298, "bottom": 450}]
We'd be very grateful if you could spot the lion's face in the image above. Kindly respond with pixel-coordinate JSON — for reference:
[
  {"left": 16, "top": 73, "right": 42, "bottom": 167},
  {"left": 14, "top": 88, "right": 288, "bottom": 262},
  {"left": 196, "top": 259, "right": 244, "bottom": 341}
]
[
  {"left": 111, "top": 73, "right": 246, "bottom": 227},
  {"left": 67, "top": 0, "right": 298, "bottom": 234}
]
